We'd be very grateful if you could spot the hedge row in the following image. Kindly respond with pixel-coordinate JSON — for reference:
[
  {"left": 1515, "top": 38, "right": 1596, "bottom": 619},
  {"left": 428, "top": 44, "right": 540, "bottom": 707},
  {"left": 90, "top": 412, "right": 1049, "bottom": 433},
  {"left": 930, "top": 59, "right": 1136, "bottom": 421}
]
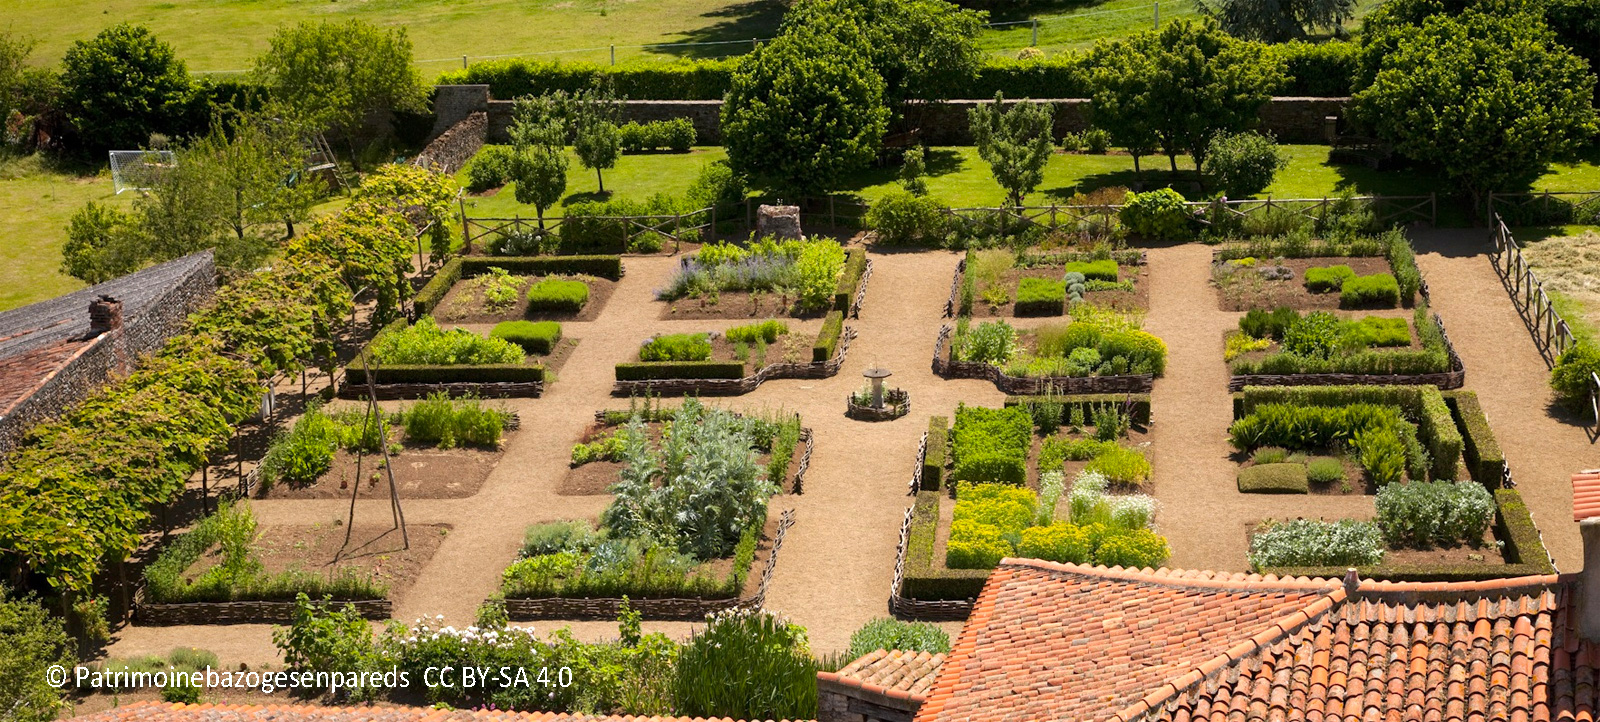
[
  {"left": 414, "top": 256, "right": 624, "bottom": 317},
  {"left": 901, "top": 490, "right": 990, "bottom": 601},
  {"left": 1003, "top": 394, "right": 1152, "bottom": 426},
  {"left": 439, "top": 41, "right": 1357, "bottom": 101},
  {"left": 834, "top": 248, "right": 868, "bottom": 313},
  {"left": 812, "top": 311, "right": 845, "bottom": 363},
  {"left": 1235, "top": 385, "right": 1462, "bottom": 480},
  {"left": 1444, "top": 391, "right": 1507, "bottom": 484},
  {"left": 614, "top": 361, "right": 746, "bottom": 381},
  {"left": 923, "top": 416, "right": 949, "bottom": 492}
]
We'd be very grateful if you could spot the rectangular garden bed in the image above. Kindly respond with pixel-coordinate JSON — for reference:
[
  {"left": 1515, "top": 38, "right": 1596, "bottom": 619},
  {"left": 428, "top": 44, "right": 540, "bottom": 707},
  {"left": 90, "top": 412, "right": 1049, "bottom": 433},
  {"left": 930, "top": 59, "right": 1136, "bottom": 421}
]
[
  {"left": 1209, "top": 232, "right": 1424, "bottom": 313},
  {"left": 655, "top": 240, "right": 871, "bottom": 320},
  {"left": 946, "top": 249, "right": 1149, "bottom": 318},
  {"left": 341, "top": 317, "right": 551, "bottom": 400},
  {"left": 1224, "top": 305, "right": 1465, "bottom": 391},
  {"left": 613, "top": 313, "right": 854, "bottom": 395},
  {"left": 890, "top": 398, "right": 1167, "bottom": 620},
  {"left": 932, "top": 317, "right": 1159, "bottom": 395},
  {"left": 561, "top": 407, "right": 813, "bottom": 496}
]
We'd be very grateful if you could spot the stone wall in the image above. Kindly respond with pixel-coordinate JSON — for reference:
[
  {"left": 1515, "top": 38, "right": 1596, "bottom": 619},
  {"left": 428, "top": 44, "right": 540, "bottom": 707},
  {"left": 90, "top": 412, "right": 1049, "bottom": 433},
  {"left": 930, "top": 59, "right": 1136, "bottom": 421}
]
[
  {"left": 436, "top": 86, "right": 1349, "bottom": 146},
  {"left": 818, "top": 680, "right": 923, "bottom": 722},
  {"left": 414, "top": 112, "right": 488, "bottom": 175}
]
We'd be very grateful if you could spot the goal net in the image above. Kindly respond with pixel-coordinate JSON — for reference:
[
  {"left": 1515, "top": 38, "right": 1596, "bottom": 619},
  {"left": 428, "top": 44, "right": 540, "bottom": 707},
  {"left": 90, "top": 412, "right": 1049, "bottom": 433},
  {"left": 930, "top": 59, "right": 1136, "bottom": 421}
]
[{"left": 108, "top": 150, "right": 176, "bottom": 194}]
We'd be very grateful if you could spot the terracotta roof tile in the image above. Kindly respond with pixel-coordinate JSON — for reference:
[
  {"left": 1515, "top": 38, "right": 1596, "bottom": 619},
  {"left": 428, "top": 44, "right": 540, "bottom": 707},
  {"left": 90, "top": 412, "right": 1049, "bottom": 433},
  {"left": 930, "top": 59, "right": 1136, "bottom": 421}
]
[
  {"left": 0, "top": 339, "right": 91, "bottom": 418},
  {"left": 820, "top": 649, "right": 947, "bottom": 699},
  {"left": 71, "top": 702, "right": 805, "bottom": 722},
  {"left": 1573, "top": 471, "right": 1600, "bottom": 521}
]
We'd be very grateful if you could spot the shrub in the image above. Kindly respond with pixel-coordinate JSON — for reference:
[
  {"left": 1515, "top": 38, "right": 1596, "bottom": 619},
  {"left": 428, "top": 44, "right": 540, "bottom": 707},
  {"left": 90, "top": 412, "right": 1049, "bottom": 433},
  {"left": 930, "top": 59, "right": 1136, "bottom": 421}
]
[
  {"left": 1203, "top": 131, "right": 1287, "bottom": 197},
  {"left": 466, "top": 145, "right": 516, "bottom": 191},
  {"left": 1341, "top": 317, "right": 1410, "bottom": 348},
  {"left": 1339, "top": 273, "right": 1400, "bottom": 309},
  {"left": 673, "top": 609, "right": 816, "bottom": 720},
  {"left": 1015, "top": 277, "right": 1066, "bottom": 316},
  {"left": 1238, "top": 463, "right": 1309, "bottom": 493},
  {"left": 398, "top": 392, "right": 510, "bottom": 448},
  {"left": 795, "top": 240, "right": 847, "bottom": 312},
  {"left": 923, "top": 417, "right": 949, "bottom": 491},
  {"left": 371, "top": 318, "right": 525, "bottom": 366},
  {"left": 1281, "top": 311, "right": 1343, "bottom": 359},
  {"left": 1248, "top": 519, "right": 1385, "bottom": 569},
  {"left": 1061, "top": 259, "right": 1118, "bottom": 282},
  {"left": 1306, "top": 456, "right": 1345, "bottom": 484},
  {"left": 1551, "top": 341, "right": 1600, "bottom": 410},
  {"left": 866, "top": 190, "right": 948, "bottom": 246},
  {"left": 1375, "top": 481, "right": 1495, "bottom": 547},
  {"left": 946, "top": 520, "right": 1012, "bottom": 569},
  {"left": 846, "top": 618, "right": 951, "bottom": 660},
  {"left": 619, "top": 118, "right": 698, "bottom": 152},
  {"left": 1082, "top": 127, "right": 1111, "bottom": 153},
  {"left": 490, "top": 320, "right": 562, "bottom": 354},
  {"left": 1119, "top": 189, "right": 1193, "bottom": 241},
  {"left": 1238, "top": 308, "right": 1296, "bottom": 343},
  {"left": 1304, "top": 265, "right": 1355, "bottom": 292},
  {"left": 639, "top": 333, "right": 712, "bottom": 362},
  {"left": 0, "top": 590, "right": 76, "bottom": 722},
  {"left": 726, "top": 320, "right": 789, "bottom": 344},
  {"left": 525, "top": 279, "right": 589, "bottom": 312},
  {"left": 813, "top": 311, "right": 844, "bottom": 362},
  {"left": 1084, "top": 445, "right": 1151, "bottom": 485},
  {"left": 1016, "top": 523, "right": 1092, "bottom": 564},
  {"left": 954, "top": 320, "right": 1018, "bottom": 365},
  {"left": 950, "top": 406, "right": 1033, "bottom": 486},
  {"left": 1091, "top": 527, "right": 1170, "bottom": 568},
  {"left": 953, "top": 482, "right": 1037, "bottom": 534}
]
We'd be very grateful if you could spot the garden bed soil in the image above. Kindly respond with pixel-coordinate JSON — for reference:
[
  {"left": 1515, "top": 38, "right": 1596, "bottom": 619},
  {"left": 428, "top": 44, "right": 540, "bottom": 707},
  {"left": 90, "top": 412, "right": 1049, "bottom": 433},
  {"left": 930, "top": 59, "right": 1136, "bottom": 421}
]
[
  {"left": 433, "top": 274, "right": 616, "bottom": 324},
  {"left": 630, "top": 327, "right": 816, "bottom": 371},
  {"left": 559, "top": 419, "right": 802, "bottom": 496},
  {"left": 1214, "top": 256, "right": 1398, "bottom": 311},
  {"left": 185, "top": 523, "right": 451, "bottom": 602},
  {"left": 260, "top": 435, "right": 510, "bottom": 500},
  {"left": 659, "top": 290, "right": 831, "bottom": 320},
  {"left": 968, "top": 263, "right": 1151, "bottom": 316}
]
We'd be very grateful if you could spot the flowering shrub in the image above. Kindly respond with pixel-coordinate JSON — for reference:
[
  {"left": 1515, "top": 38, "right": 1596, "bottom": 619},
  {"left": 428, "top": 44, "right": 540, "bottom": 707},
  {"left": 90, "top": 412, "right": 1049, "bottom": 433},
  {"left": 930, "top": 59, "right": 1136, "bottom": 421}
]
[
  {"left": 1248, "top": 519, "right": 1385, "bottom": 569},
  {"left": 655, "top": 237, "right": 843, "bottom": 308}
]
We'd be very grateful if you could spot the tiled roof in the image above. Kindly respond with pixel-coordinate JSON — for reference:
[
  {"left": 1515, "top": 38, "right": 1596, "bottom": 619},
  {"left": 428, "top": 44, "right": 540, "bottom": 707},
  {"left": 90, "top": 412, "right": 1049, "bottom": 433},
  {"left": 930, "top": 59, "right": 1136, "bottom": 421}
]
[
  {"left": 820, "top": 649, "right": 947, "bottom": 700},
  {"left": 72, "top": 702, "right": 800, "bottom": 722},
  {"left": 913, "top": 558, "right": 1596, "bottom": 722},
  {"left": 0, "top": 339, "right": 90, "bottom": 417},
  {"left": 1572, "top": 470, "right": 1600, "bottom": 521},
  {"left": 0, "top": 251, "right": 211, "bottom": 359}
]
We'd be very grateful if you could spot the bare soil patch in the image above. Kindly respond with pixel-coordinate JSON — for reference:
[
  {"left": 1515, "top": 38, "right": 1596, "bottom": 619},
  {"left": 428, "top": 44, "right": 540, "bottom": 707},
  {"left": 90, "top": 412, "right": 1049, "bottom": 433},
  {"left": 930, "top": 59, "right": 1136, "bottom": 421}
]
[
  {"left": 188, "top": 523, "right": 451, "bottom": 602},
  {"left": 434, "top": 274, "right": 616, "bottom": 324},
  {"left": 260, "top": 437, "right": 508, "bottom": 500},
  {"left": 1213, "top": 256, "right": 1396, "bottom": 311},
  {"left": 659, "top": 290, "right": 826, "bottom": 320}
]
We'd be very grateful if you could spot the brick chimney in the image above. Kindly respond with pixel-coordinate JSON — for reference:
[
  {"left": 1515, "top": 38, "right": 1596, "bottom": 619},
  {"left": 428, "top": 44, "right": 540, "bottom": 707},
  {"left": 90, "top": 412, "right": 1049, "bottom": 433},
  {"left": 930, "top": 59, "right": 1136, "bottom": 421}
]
[
  {"left": 1573, "top": 470, "right": 1600, "bottom": 640},
  {"left": 88, "top": 295, "right": 123, "bottom": 336}
]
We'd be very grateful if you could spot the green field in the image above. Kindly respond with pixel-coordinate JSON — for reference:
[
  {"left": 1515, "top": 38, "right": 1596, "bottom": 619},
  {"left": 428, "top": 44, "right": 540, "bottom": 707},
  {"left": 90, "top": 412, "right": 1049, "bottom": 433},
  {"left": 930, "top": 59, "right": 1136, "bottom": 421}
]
[{"left": 0, "top": 156, "right": 127, "bottom": 311}]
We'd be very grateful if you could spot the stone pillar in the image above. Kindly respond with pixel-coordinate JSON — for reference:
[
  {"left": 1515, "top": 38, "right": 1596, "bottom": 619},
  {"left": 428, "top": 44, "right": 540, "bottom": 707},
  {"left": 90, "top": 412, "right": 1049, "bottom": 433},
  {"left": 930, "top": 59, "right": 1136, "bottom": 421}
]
[
  {"left": 758, "top": 205, "right": 803, "bottom": 241},
  {"left": 1581, "top": 519, "right": 1600, "bottom": 641}
]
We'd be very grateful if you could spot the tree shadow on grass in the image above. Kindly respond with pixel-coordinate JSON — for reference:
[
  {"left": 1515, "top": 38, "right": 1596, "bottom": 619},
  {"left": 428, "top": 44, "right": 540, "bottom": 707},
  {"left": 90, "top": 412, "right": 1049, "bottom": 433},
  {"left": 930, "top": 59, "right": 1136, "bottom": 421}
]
[
  {"left": 832, "top": 148, "right": 969, "bottom": 195},
  {"left": 645, "top": 0, "right": 788, "bottom": 59},
  {"left": 1040, "top": 167, "right": 1204, "bottom": 201}
]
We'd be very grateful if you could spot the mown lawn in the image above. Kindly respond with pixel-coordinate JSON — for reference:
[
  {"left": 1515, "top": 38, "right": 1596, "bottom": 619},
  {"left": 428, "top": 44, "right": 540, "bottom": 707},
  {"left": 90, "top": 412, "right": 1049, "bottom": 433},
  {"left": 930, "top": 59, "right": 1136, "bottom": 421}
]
[
  {"left": 0, "top": 155, "right": 127, "bottom": 311},
  {"left": 453, "top": 146, "right": 730, "bottom": 219}
]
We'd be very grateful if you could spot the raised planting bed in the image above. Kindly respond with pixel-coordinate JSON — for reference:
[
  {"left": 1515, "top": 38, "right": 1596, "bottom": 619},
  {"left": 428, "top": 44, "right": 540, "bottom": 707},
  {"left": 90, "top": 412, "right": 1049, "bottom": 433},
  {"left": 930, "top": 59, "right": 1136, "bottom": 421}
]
[
  {"left": 655, "top": 239, "right": 871, "bottom": 320},
  {"left": 1209, "top": 232, "right": 1424, "bottom": 312},
  {"left": 426, "top": 267, "right": 616, "bottom": 324},
  {"left": 414, "top": 255, "right": 625, "bottom": 318},
  {"left": 889, "top": 398, "right": 1166, "bottom": 620},
  {"left": 1224, "top": 305, "right": 1464, "bottom": 391},
  {"left": 561, "top": 405, "right": 812, "bottom": 496},
  {"left": 613, "top": 313, "right": 854, "bottom": 395},
  {"left": 255, "top": 398, "right": 518, "bottom": 500},
  {"left": 1241, "top": 388, "right": 1552, "bottom": 582},
  {"left": 948, "top": 249, "right": 1148, "bottom": 318},
  {"left": 1229, "top": 384, "right": 1465, "bottom": 494},
  {"left": 932, "top": 307, "right": 1164, "bottom": 394},
  {"left": 136, "top": 501, "right": 449, "bottom": 625},
  {"left": 341, "top": 317, "right": 554, "bottom": 400},
  {"left": 846, "top": 388, "right": 910, "bottom": 421}
]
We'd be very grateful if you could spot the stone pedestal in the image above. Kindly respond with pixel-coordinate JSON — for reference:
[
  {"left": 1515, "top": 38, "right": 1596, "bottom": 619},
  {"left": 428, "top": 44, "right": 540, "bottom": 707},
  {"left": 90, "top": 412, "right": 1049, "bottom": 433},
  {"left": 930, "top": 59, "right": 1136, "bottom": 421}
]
[{"left": 757, "top": 205, "right": 803, "bottom": 241}]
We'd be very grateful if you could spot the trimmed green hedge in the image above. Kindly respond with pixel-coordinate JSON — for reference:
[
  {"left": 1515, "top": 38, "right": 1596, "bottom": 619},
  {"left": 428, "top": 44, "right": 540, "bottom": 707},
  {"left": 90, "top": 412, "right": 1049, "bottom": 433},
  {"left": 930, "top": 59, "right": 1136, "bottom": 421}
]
[
  {"left": 950, "top": 405, "right": 1032, "bottom": 486},
  {"left": 1236, "top": 385, "right": 1461, "bottom": 480},
  {"left": 1062, "top": 260, "right": 1118, "bottom": 282},
  {"left": 491, "top": 321, "right": 562, "bottom": 354},
  {"left": 614, "top": 361, "right": 745, "bottom": 381},
  {"left": 1238, "top": 463, "right": 1309, "bottom": 493},
  {"left": 901, "top": 491, "right": 990, "bottom": 601},
  {"left": 835, "top": 247, "right": 868, "bottom": 313},
  {"left": 923, "top": 417, "right": 949, "bottom": 492},
  {"left": 1003, "top": 394, "right": 1152, "bottom": 426},
  {"left": 1015, "top": 277, "right": 1065, "bottom": 316},
  {"left": 415, "top": 256, "right": 622, "bottom": 317},
  {"left": 1445, "top": 391, "right": 1506, "bottom": 484},
  {"left": 414, "top": 258, "right": 467, "bottom": 317},
  {"left": 526, "top": 279, "right": 590, "bottom": 312},
  {"left": 1340, "top": 273, "right": 1401, "bottom": 309},
  {"left": 813, "top": 311, "right": 845, "bottom": 362}
]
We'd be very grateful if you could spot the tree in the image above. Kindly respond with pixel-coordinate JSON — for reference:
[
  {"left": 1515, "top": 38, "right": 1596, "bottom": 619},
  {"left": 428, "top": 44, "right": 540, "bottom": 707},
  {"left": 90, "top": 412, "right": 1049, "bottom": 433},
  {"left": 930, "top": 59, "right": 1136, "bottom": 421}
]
[
  {"left": 60, "top": 202, "right": 144, "bottom": 283},
  {"left": 0, "top": 589, "right": 74, "bottom": 722},
  {"left": 900, "top": 147, "right": 929, "bottom": 196},
  {"left": 1352, "top": 1, "right": 1597, "bottom": 206},
  {"left": 1086, "top": 41, "right": 1161, "bottom": 177},
  {"left": 722, "top": 31, "right": 889, "bottom": 196},
  {"left": 253, "top": 20, "right": 429, "bottom": 169},
  {"left": 1197, "top": 0, "right": 1356, "bottom": 42},
  {"left": 969, "top": 93, "right": 1055, "bottom": 207},
  {"left": 508, "top": 96, "right": 570, "bottom": 226},
  {"left": 1088, "top": 20, "right": 1285, "bottom": 177},
  {"left": 571, "top": 89, "right": 622, "bottom": 194},
  {"left": 781, "top": 0, "right": 986, "bottom": 103},
  {"left": 59, "top": 24, "right": 192, "bottom": 154}
]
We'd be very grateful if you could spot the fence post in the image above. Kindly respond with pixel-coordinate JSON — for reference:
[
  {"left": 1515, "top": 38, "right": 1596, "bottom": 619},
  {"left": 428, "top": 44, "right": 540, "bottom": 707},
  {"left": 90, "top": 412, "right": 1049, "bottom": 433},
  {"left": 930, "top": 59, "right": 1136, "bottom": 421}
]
[
  {"left": 1031, "top": 19, "right": 1039, "bottom": 46},
  {"left": 675, "top": 213, "right": 683, "bottom": 255},
  {"left": 830, "top": 196, "right": 837, "bottom": 228},
  {"left": 458, "top": 195, "right": 470, "bottom": 253},
  {"left": 610, "top": 45, "right": 616, "bottom": 66},
  {"left": 462, "top": 55, "right": 468, "bottom": 69},
  {"left": 1154, "top": 1, "right": 1160, "bottom": 26},
  {"left": 710, "top": 205, "right": 718, "bottom": 240},
  {"left": 1430, "top": 193, "right": 1437, "bottom": 226}
]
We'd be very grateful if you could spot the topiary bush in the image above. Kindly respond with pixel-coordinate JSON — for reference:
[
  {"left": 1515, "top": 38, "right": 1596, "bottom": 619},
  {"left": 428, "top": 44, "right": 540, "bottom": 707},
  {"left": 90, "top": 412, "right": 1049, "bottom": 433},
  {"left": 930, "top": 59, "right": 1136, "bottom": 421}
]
[
  {"left": 1339, "top": 273, "right": 1401, "bottom": 309},
  {"left": 1551, "top": 341, "right": 1600, "bottom": 410},
  {"left": 525, "top": 279, "right": 590, "bottom": 313},
  {"left": 1119, "top": 189, "right": 1194, "bottom": 241},
  {"left": 1303, "top": 264, "right": 1355, "bottom": 292},
  {"left": 490, "top": 320, "right": 562, "bottom": 354},
  {"left": 639, "top": 333, "right": 712, "bottom": 362}
]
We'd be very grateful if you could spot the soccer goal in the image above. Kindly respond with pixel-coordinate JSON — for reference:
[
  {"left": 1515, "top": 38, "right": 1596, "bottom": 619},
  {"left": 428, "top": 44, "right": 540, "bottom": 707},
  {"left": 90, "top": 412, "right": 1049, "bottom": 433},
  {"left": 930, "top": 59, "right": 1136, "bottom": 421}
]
[{"left": 108, "top": 150, "right": 176, "bottom": 194}]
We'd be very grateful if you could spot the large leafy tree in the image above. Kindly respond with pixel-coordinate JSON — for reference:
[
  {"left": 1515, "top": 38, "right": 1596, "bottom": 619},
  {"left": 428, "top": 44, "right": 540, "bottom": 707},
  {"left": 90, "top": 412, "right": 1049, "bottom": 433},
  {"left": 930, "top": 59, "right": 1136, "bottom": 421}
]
[
  {"left": 1086, "top": 41, "right": 1161, "bottom": 177},
  {"left": 59, "top": 24, "right": 192, "bottom": 153},
  {"left": 1089, "top": 20, "right": 1286, "bottom": 176},
  {"left": 781, "top": 0, "right": 986, "bottom": 103},
  {"left": 722, "top": 31, "right": 889, "bottom": 196},
  {"left": 1196, "top": 0, "right": 1356, "bottom": 42},
  {"left": 507, "top": 94, "right": 570, "bottom": 226},
  {"left": 968, "top": 93, "right": 1055, "bottom": 206},
  {"left": 253, "top": 20, "right": 429, "bottom": 168},
  {"left": 1352, "top": 0, "right": 1597, "bottom": 206}
]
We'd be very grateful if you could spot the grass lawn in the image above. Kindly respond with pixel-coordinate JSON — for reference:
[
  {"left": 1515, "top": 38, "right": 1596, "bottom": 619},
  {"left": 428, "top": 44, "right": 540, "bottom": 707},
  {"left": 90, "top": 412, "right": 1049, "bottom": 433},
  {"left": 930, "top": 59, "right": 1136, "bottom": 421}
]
[
  {"left": 1513, "top": 226, "right": 1600, "bottom": 340},
  {"left": 455, "top": 146, "right": 729, "bottom": 218},
  {"left": 976, "top": 0, "right": 1386, "bottom": 56},
  {"left": 6, "top": 0, "right": 785, "bottom": 75},
  {"left": 0, "top": 155, "right": 127, "bottom": 311}
]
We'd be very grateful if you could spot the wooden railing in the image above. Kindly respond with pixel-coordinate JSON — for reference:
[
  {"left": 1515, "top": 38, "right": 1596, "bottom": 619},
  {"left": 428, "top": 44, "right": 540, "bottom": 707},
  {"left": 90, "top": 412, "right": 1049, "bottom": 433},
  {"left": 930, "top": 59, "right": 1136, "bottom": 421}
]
[
  {"left": 936, "top": 194, "right": 1436, "bottom": 239},
  {"left": 1490, "top": 214, "right": 1600, "bottom": 429},
  {"left": 1487, "top": 191, "right": 1600, "bottom": 227}
]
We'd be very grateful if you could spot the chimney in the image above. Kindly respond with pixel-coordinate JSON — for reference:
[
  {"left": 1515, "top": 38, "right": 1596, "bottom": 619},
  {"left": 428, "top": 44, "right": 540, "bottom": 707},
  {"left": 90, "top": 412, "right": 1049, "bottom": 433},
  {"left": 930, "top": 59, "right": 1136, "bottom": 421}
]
[
  {"left": 88, "top": 295, "right": 123, "bottom": 336},
  {"left": 1573, "top": 470, "right": 1600, "bottom": 640}
]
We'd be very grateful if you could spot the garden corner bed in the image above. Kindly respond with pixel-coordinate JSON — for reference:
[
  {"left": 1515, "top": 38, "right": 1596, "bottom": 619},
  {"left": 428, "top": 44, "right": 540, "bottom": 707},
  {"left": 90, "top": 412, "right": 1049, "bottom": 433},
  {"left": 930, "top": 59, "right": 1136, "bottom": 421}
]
[
  {"left": 1209, "top": 231, "right": 1425, "bottom": 313},
  {"left": 655, "top": 238, "right": 870, "bottom": 320},
  {"left": 948, "top": 248, "right": 1149, "bottom": 318},
  {"left": 613, "top": 314, "right": 854, "bottom": 395},
  {"left": 889, "top": 398, "right": 1167, "bottom": 620},
  {"left": 341, "top": 316, "right": 550, "bottom": 400},
  {"left": 1235, "top": 387, "right": 1554, "bottom": 582},
  {"left": 498, "top": 400, "right": 800, "bottom": 620}
]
